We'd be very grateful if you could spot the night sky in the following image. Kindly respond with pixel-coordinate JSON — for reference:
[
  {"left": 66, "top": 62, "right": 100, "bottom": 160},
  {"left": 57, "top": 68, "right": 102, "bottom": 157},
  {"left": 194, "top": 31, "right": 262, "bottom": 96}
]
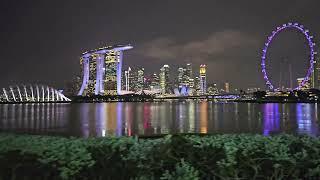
[{"left": 1, "top": 0, "right": 320, "bottom": 90}]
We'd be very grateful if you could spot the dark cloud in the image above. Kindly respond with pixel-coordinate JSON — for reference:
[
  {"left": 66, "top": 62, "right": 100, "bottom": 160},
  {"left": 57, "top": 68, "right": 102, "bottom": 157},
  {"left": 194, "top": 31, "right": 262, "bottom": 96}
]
[
  {"left": 137, "top": 30, "right": 259, "bottom": 63},
  {"left": 1, "top": 0, "right": 320, "bottom": 90}
]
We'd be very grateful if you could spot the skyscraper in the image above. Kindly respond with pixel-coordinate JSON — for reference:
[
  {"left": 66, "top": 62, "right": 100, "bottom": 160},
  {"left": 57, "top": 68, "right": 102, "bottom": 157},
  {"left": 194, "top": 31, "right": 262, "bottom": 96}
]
[
  {"left": 199, "top": 64, "right": 207, "bottom": 95},
  {"left": 124, "top": 67, "right": 131, "bottom": 91},
  {"left": 225, "top": 82, "right": 230, "bottom": 93},
  {"left": 194, "top": 76, "right": 200, "bottom": 95},
  {"left": 151, "top": 73, "right": 160, "bottom": 91},
  {"left": 104, "top": 50, "right": 119, "bottom": 95},
  {"left": 160, "top": 65, "right": 170, "bottom": 94},
  {"left": 137, "top": 68, "right": 145, "bottom": 91},
  {"left": 186, "top": 63, "right": 192, "bottom": 87},
  {"left": 177, "top": 67, "right": 185, "bottom": 88},
  {"left": 186, "top": 63, "right": 192, "bottom": 79},
  {"left": 129, "top": 68, "right": 138, "bottom": 91}
]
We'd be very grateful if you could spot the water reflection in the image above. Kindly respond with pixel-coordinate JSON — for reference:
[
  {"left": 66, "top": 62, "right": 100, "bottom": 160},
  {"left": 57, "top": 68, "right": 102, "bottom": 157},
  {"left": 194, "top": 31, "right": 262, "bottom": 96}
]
[
  {"left": 263, "top": 104, "right": 280, "bottom": 135},
  {"left": 200, "top": 102, "right": 208, "bottom": 133},
  {"left": 0, "top": 102, "right": 319, "bottom": 137},
  {"left": 296, "top": 104, "right": 318, "bottom": 136},
  {"left": 0, "top": 103, "right": 69, "bottom": 135}
]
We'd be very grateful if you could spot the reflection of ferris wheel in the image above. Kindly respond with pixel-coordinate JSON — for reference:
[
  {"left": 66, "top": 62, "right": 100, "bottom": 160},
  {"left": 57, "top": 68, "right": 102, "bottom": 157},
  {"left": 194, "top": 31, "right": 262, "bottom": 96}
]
[{"left": 261, "top": 22, "right": 316, "bottom": 90}]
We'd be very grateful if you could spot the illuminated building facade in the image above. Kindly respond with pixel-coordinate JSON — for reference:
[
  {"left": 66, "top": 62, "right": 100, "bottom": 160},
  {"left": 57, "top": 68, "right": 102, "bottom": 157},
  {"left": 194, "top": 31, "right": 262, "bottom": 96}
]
[
  {"left": 78, "top": 45, "right": 133, "bottom": 96},
  {"left": 129, "top": 68, "right": 138, "bottom": 91},
  {"left": 314, "top": 56, "right": 320, "bottom": 89},
  {"left": 199, "top": 64, "right": 207, "bottom": 95},
  {"left": 176, "top": 63, "right": 193, "bottom": 95},
  {"left": 137, "top": 68, "right": 145, "bottom": 91},
  {"left": 194, "top": 76, "right": 200, "bottom": 95},
  {"left": 186, "top": 63, "right": 192, "bottom": 80},
  {"left": 297, "top": 78, "right": 310, "bottom": 90},
  {"left": 177, "top": 67, "right": 185, "bottom": 88},
  {"left": 151, "top": 73, "right": 160, "bottom": 91},
  {"left": 208, "top": 83, "right": 219, "bottom": 94},
  {"left": 124, "top": 67, "right": 131, "bottom": 91},
  {"left": 160, "top": 65, "right": 170, "bottom": 94},
  {"left": 225, "top": 82, "right": 230, "bottom": 93}
]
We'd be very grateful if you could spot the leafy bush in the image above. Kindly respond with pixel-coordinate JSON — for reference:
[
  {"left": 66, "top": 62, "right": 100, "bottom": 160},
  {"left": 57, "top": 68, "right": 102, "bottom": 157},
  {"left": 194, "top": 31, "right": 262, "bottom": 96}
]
[{"left": 0, "top": 134, "right": 320, "bottom": 179}]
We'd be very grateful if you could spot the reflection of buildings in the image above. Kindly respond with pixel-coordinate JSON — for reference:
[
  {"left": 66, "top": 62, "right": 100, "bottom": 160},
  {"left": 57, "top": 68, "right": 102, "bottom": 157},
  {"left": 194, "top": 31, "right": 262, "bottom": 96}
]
[
  {"left": 188, "top": 102, "right": 195, "bottom": 133},
  {"left": 199, "top": 102, "right": 208, "bottom": 133},
  {"left": 143, "top": 103, "right": 152, "bottom": 134},
  {"left": 79, "top": 103, "right": 124, "bottom": 137},
  {"left": 296, "top": 103, "right": 318, "bottom": 136},
  {"left": 78, "top": 45, "right": 133, "bottom": 96}
]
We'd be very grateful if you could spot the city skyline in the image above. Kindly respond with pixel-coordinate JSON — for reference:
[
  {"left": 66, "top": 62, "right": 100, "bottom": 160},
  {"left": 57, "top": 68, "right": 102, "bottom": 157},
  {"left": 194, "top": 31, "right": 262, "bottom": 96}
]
[{"left": 1, "top": 0, "right": 320, "bottom": 90}]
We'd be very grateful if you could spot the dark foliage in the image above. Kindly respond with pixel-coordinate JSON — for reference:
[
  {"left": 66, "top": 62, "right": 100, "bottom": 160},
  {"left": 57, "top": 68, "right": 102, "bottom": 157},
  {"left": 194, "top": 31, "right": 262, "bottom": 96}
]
[{"left": 1, "top": 134, "right": 320, "bottom": 179}]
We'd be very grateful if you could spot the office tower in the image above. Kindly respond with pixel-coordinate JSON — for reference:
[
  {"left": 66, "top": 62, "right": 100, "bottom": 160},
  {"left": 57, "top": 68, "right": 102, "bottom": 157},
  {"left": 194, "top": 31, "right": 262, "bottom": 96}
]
[
  {"left": 225, "top": 82, "right": 230, "bottom": 93},
  {"left": 129, "top": 68, "right": 138, "bottom": 91},
  {"left": 199, "top": 64, "right": 207, "bottom": 95},
  {"left": 186, "top": 63, "right": 192, "bottom": 79},
  {"left": 177, "top": 67, "right": 185, "bottom": 88},
  {"left": 124, "top": 67, "right": 131, "bottom": 91},
  {"left": 137, "top": 68, "right": 145, "bottom": 91},
  {"left": 160, "top": 65, "right": 170, "bottom": 94},
  {"left": 194, "top": 76, "right": 200, "bottom": 95},
  {"left": 151, "top": 73, "right": 160, "bottom": 91},
  {"left": 144, "top": 75, "right": 152, "bottom": 90}
]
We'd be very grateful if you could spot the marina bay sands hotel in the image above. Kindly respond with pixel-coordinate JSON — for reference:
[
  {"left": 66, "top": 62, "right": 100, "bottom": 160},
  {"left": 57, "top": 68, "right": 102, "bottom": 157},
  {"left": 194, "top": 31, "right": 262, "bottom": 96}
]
[{"left": 78, "top": 45, "right": 133, "bottom": 96}]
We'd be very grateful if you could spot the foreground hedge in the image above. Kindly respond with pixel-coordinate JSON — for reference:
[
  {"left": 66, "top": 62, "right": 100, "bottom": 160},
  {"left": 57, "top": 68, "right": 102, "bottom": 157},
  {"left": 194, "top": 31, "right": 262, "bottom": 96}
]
[{"left": 1, "top": 134, "right": 320, "bottom": 179}]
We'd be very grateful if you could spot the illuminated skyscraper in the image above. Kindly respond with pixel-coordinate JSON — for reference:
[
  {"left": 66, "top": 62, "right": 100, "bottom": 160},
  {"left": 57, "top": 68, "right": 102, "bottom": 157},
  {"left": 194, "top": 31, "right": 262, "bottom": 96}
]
[
  {"left": 186, "top": 63, "right": 192, "bottom": 79},
  {"left": 199, "top": 64, "right": 207, "bottom": 95},
  {"left": 104, "top": 50, "right": 119, "bottom": 95},
  {"left": 160, "top": 67, "right": 166, "bottom": 94},
  {"left": 151, "top": 73, "right": 160, "bottom": 91},
  {"left": 176, "top": 63, "right": 193, "bottom": 93},
  {"left": 225, "top": 82, "right": 230, "bottom": 93},
  {"left": 78, "top": 45, "right": 133, "bottom": 96},
  {"left": 177, "top": 67, "right": 184, "bottom": 88},
  {"left": 137, "top": 68, "right": 145, "bottom": 91},
  {"left": 124, "top": 67, "right": 131, "bottom": 91},
  {"left": 144, "top": 76, "right": 152, "bottom": 90},
  {"left": 160, "top": 65, "right": 170, "bottom": 94},
  {"left": 194, "top": 76, "right": 200, "bottom": 95},
  {"left": 314, "top": 56, "right": 320, "bottom": 89},
  {"left": 129, "top": 68, "right": 138, "bottom": 91}
]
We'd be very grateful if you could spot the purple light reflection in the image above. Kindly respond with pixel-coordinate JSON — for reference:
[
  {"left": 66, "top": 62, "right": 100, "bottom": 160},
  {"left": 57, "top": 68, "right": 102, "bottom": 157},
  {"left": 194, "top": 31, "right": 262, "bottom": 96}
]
[
  {"left": 263, "top": 104, "right": 280, "bottom": 136},
  {"left": 296, "top": 104, "right": 319, "bottom": 136}
]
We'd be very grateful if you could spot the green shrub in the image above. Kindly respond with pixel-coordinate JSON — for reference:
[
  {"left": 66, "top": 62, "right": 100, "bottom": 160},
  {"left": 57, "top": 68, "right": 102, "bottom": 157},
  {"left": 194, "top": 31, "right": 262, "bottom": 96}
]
[{"left": 0, "top": 133, "right": 320, "bottom": 179}]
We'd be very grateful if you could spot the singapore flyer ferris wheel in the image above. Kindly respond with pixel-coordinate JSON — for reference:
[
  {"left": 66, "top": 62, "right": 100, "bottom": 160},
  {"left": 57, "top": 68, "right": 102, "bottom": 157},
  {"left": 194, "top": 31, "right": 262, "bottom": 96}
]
[{"left": 261, "top": 22, "right": 316, "bottom": 90}]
